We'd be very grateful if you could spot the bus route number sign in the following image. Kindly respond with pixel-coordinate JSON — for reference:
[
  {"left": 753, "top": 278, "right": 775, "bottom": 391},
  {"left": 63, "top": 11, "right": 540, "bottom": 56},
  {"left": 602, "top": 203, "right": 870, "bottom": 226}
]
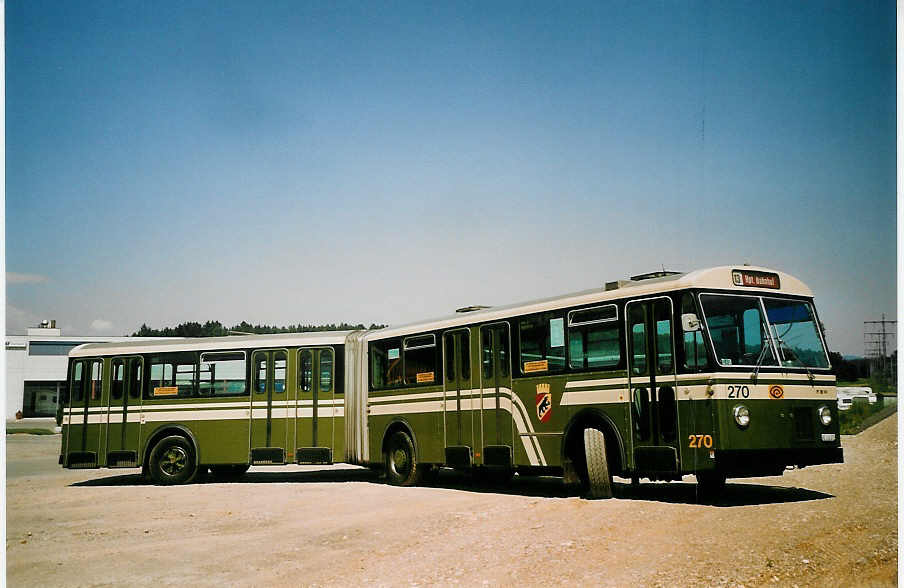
[{"left": 732, "top": 270, "right": 780, "bottom": 289}]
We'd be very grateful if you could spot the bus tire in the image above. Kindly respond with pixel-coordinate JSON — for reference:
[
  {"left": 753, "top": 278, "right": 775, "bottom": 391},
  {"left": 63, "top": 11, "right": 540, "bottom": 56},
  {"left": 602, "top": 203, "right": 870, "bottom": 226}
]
[
  {"left": 583, "top": 427, "right": 613, "bottom": 499},
  {"left": 385, "top": 430, "right": 421, "bottom": 486},
  {"left": 149, "top": 435, "right": 198, "bottom": 485},
  {"left": 211, "top": 464, "right": 250, "bottom": 480}
]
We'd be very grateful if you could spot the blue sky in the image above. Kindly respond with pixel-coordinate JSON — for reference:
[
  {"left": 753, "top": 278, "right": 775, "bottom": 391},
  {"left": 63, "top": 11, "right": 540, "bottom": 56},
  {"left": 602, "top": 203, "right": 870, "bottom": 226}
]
[{"left": 6, "top": 1, "right": 896, "bottom": 356}]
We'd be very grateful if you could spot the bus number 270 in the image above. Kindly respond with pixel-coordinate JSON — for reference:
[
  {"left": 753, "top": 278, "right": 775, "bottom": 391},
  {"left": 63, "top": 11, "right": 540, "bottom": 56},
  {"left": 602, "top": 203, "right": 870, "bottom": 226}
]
[
  {"left": 727, "top": 385, "right": 750, "bottom": 398},
  {"left": 688, "top": 434, "right": 713, "bottom": 448}
]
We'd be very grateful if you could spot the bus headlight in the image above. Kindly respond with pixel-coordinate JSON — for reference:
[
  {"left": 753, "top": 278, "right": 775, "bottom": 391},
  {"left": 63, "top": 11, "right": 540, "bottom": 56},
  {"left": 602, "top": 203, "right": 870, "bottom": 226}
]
[
  {"left": 733, "top": 405, "right": 750, "bottom": 428},
  {"left": 818, "top": 405, "right": 832, "bottom": 426}
]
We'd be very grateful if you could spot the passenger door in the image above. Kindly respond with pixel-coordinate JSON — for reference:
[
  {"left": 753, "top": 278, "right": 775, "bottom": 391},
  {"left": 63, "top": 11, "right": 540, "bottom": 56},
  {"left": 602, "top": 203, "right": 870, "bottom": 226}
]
[
  {"left": 443, "top": 329, "right": 473, "bottom": 467},
  {"left": 105, "top": 357, "right": 143, "bottom": 467},
  {"left": 627, "top": 297, "right": 680, "bottom": 473},
  {"left": 249, "top": 349, "right": 288, "bottom": 464},
  {"left": 295, "top": 347, "right": 335, "bottom": 464},
  {"left": 479, "top": 323, "right": 513, "bottom": 468},
  {"left": 64, "top": 357, "right": 104, "bottom": 468}
]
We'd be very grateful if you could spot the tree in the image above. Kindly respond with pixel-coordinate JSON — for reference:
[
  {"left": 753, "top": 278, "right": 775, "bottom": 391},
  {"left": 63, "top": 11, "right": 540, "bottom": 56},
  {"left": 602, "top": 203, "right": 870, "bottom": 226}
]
[{"left": 131, "top": 320, "right": 385, "bottom": 337}]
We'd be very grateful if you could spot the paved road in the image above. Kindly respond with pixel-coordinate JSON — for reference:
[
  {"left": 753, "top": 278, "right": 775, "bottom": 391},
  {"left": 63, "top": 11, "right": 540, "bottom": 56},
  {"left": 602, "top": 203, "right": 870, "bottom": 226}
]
[{"left": 5, "top": 416, "right": 897, "bottom": 587}]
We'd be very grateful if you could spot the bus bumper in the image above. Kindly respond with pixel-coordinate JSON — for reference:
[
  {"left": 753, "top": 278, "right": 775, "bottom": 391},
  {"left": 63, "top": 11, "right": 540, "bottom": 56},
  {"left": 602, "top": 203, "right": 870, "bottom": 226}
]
[{"left": 713, "top": 447, "right": 844, "bottom": 478}]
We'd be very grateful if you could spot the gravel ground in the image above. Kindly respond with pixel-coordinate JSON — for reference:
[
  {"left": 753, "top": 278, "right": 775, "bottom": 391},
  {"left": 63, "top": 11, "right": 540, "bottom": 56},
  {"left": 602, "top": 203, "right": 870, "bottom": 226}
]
[{"left": 5, "top": 415, "right": 897, "bottom": 587}]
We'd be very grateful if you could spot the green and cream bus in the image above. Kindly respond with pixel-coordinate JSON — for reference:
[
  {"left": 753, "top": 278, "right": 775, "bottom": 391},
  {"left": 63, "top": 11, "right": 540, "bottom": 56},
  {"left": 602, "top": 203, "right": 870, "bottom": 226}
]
[{"left": 61, "top": 266, "right": 843, "bottom": 497}]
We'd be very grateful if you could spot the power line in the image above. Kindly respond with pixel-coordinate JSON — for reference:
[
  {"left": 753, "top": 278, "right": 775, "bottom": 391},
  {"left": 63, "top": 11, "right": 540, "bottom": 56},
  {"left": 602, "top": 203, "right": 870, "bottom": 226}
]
[{"left": 864, "top": 314, "right": 896, "bottom": 387}]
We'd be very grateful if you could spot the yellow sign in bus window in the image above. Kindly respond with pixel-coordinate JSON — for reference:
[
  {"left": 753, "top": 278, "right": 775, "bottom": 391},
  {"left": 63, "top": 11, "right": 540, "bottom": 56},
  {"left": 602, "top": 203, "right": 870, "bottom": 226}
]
[
  {"left": 523, "top": 360, "right": 548, "bottom": 373},
  {"left": 153, "top": 386, "right": 179, "bottom": 397},
  {"left": 416, "top": 372, "right": 435, "bottom": 384}
]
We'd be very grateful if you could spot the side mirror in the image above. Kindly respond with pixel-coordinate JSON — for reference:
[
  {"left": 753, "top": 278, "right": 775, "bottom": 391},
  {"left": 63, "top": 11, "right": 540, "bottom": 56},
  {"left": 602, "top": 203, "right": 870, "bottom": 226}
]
[{"left": 682, "top": 313, "right": 701, "bottom": 332}]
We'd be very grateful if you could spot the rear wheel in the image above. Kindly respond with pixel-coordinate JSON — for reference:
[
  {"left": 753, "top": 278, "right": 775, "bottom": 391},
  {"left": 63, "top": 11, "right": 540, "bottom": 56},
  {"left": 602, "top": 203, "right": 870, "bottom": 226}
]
[
  {"left": 385, "top": 431, "right": 421, "bottom": 486},
  {"left": 583, "top": 428, "right": 613, "bottom": 499},
  {"left": 149, "top": 435, "right": 197, "bottom": 485}
]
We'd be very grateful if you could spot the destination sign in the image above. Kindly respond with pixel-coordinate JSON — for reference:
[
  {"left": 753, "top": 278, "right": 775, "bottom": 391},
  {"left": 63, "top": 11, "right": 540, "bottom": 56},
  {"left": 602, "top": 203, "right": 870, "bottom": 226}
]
[{"left": 732, "top": 270, "right": 780, "bottom": 289}]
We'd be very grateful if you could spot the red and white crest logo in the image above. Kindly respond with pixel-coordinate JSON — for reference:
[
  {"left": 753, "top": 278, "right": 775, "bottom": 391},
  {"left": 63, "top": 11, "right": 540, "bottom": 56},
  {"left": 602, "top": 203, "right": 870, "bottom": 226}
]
[{"left": 536, "top": 383, "right": 552, "bottom": 423}]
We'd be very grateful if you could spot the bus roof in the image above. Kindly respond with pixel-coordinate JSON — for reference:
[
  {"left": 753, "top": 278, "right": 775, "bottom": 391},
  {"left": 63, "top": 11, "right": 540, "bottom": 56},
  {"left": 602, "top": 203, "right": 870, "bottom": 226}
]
[
  {"left": 69, "top": 330, "right": 356, "bottom": 358},
  {"left": 364, "top": 265, "right": 814, "bottom": 341}
]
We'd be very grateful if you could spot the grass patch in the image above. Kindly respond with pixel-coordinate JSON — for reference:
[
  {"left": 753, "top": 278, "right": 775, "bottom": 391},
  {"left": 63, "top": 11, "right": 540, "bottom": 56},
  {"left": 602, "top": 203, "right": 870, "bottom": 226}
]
[
  {"left": 6, "top": 428, "right": 57, "bottom": 435},
  {"left": 838, "top": 398, "right": 896, "bottom": 435}
]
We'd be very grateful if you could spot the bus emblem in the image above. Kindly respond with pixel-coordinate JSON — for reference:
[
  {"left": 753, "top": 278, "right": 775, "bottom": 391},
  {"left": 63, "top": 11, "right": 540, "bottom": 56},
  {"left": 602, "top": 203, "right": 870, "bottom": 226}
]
[
  {"left": 768, "top": 385, "right": 784, "bottom": 399},
  {"left": 536, "top": 383, "right": 552, "bottom": 423}
]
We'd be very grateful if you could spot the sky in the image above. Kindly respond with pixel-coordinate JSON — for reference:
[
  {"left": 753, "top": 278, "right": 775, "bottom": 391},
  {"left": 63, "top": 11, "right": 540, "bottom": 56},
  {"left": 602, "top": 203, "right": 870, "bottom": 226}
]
[{"left": 5, "top": 1, "right": 896, "bottom": 356}]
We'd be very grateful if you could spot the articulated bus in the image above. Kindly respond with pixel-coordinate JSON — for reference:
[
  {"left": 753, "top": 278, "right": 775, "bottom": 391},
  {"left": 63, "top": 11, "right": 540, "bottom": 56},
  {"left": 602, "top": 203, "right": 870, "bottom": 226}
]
[{"left": 61, "top": 266, "right": 843, "bottom": 497}]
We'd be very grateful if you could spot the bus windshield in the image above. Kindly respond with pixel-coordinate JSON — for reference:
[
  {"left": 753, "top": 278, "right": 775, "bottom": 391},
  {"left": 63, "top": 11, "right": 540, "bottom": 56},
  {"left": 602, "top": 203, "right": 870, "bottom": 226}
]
[
  {"left": 699, "top": 294, "right": 829, "bottom": 369},
  {"left": 762, "top": 298, "right": 830, "bottom": 368}
]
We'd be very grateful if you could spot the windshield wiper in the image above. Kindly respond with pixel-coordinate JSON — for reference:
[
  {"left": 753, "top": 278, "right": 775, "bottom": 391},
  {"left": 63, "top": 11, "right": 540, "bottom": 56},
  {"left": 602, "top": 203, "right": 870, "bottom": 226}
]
[{"left": 752, "top": 332, "right": 773, "bottom": 384}]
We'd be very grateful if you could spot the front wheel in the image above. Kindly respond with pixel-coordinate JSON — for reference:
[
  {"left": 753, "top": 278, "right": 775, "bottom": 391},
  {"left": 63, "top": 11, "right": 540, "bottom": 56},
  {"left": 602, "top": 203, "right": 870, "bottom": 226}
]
[
  {"left": 583, "top": 428, "right": 613, "bottom": 499},
  {"left": 149, "top": 435, "right": 198, "bottom": 485},
  {"left": 385, "top": 431, "right": 421, "bottom": 486}
]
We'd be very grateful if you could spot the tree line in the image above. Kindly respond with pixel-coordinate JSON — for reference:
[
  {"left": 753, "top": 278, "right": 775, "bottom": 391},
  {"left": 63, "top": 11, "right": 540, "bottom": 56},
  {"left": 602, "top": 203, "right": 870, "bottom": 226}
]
[
  {"left": 132, "top": 320, "right": 386, "bottom": 338},
  {"left": 827, "top": 351, "right": 871, "bottom": 382}
]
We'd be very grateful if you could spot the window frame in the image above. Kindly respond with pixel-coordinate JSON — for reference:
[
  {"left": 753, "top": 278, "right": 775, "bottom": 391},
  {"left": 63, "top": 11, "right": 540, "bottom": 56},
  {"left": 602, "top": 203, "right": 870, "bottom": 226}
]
[
  {"left": 760, "top": 296, "right": 832, "bottom": 369},
  {"left": 567, "top": 304, "right": 619, "bottom": 327},
  {"left": 697, "top": 291, "right": 831, "bottom": 371},
  {"left": 566, "top": 304, "right": 623, "bottom": 372},
  {"left": 145, "top": 352, "right": 199, "bottom": 399},
  {"left": 403, "top": 333, "right": 438, "bottom": 386},
  {"left": 516, "top": 311, "right": 567, "bottom": 376},
  {"left": 199, "top": 350, "right": 249, "bottom": 398},
  {"left": 369, "top": 337, "right": 404, "bottom": 391}
]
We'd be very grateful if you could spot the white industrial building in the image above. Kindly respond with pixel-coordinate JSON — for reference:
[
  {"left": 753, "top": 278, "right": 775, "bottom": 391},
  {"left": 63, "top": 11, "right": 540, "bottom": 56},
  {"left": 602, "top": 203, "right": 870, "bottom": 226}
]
[{"left": 5, "top": 321, "right": 165, "bottom": 420}]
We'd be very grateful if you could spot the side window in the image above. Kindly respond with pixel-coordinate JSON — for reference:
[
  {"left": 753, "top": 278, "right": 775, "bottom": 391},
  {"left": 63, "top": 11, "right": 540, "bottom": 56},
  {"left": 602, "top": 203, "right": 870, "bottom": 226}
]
[
  {"left": 149, "top": 362, "right": 173, "bottom": 394},
  {"left": 482, "top": 326, "right": 511, "bottom": 379},
  {"left": 253, "top": 354, "right": 267, "bottom": 394},
  {"left": 629, "top": 305, "right": 647, "bottom": 375},
  {"left": 370, "top": 338, "right": 403, "bottom": 389},
  {"left": 299, "top": 350, "right": 313, "bottom": 392},
  {"left": 90, "top": 360, "right": 104, "bottom": 400},
  {"left": 482, "top": 329, "right": 494, "bottom": 379},
  {"left": 70, "top": 360, "right": 84, "bottom": 403},
  {"left": 568, "top": 305, "right": 621, "bottom": 370},
  {"left": 148, "top": 353, "right": 197, "bottom": 398},
  {"left": 199, "top": 352, "right": 247, "bottom": 397},
  {"left": 111, "top": 359, "right": 125, "bottom": 400},
  {"left": 446, "top": 336, "right": 455, "bottom": 382},
  {"left": 681, "top": 293, "right": 707, "bottom": 371},
  {"left": 319, "top": 349, "right": 333, "bottom": 393},
  {"left": 274, "top": 351, "right": 287, "bottom": 393},
  {"left": 174, "top": 362, "right": 196, "bottom": 397},
  {"left": 128, "top": 358, "right": 143, "bottom": 399},
  {"left": 404, "top": 335, "right": 436, "bottom": 385},
  {"left": 654, "top": 300, "right": 673, "bottom": 374},
  {"left": 518, "top": 312, "right": 566, "bottom": 374},
  {"left": 498, "top": 331, "right": 509, "bottom": 377}
]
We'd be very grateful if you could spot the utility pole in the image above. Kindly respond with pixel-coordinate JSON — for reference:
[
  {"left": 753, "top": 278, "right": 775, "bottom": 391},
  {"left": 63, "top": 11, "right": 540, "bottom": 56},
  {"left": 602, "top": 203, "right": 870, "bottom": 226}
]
[{"left": 864, "top": 315, "right": 897, "bottom": 391}]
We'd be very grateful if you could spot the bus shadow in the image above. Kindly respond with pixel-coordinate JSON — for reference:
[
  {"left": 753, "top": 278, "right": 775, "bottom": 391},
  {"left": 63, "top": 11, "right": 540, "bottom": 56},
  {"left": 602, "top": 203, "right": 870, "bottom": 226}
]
[
  {"left": 421, "top": 473, "right": 834, "bottom": 506},
  {"left": 610, "top": 480, "right": 834, "bottom": 506},
  {"left": 70, "top": 468, "right": 381, "bottom": 487},
  {"left": 71, "top": 470, "right": 834, "bottom": 506}
]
